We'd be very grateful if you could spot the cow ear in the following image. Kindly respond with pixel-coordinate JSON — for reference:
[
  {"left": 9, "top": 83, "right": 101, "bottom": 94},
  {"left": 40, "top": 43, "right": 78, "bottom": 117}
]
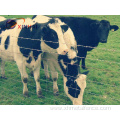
[
  {"left": 90, "top": 21, "right": 100, "bottom": 29},
  {"left": 110, "top": 25, "right": 119, "bottom": 31},
  {"left": 6, "top": 19, "right": 17, "bottom": 29},
  {"left": 61, "top": 25, "right": 68, "bottom": 33}
]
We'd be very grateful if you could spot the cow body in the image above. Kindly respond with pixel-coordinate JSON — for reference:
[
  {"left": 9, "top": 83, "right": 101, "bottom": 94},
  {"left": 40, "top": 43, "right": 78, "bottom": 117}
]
[
  {"left": 57, "top": 17, "right": 119, "bottom": 69},
  {"left": 0, "top": 16, "right": 70, "bottom": 97}
]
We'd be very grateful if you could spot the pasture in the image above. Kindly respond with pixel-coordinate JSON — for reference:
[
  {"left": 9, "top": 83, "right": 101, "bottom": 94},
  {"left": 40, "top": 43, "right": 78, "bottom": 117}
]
[{"left": 0, "top": 15, "right": 120, "bottom": 105}]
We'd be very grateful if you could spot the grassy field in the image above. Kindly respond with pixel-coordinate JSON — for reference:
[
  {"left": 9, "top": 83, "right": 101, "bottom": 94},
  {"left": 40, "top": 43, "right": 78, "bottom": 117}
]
[{"left": 0, "top": 15, "right": 120, "bottom": 105}]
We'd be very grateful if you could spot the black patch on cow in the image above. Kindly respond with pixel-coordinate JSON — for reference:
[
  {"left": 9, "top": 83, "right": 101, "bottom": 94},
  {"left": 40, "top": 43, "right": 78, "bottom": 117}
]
[
  {"left": 0, "top": 37, "right": 1, "bottom": 45},
  {"left": 42, "top": 26, "right": 59, "bottom": 49},
  {"left": 47, "top": 18, "right": 56, "bottom": 24},
  {"left": 58, "top": 55, "right": 80, "bottom": 98},
  {"left": 23, "top": 78, "right": 28, "bottom": 83},
  {"left": 4, "top": 36, "right": 10, "bottom": 50},
  {"left": 32, "top": 15, "right": 37, "bottom": 19},
  {"left": 41, "top": 61, "right": 44, "bottom": 69},
  {"left": 26, "top": 56, "right": 32, "bottom": 64},
  {"left": 18, "top": 23, "right": 42, "bottom": 61},
  {"left": 61, "top": 25, "right": 68, "bottom": 33}
]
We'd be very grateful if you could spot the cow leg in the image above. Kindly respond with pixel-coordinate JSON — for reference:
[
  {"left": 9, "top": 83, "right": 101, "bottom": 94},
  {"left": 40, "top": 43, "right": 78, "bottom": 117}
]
[
  {"left": 77, "top": 57, "right": 81, "bottom": 73},
  {"left": 49, "top": 61, "right": 59, "bottom": 96},
  {"left": 17, "top": 64, "right": 29, "bottom": 97},
  {"left": 81, "top": 52, "right": 87, "bottom": 69},
  {"left": 30, "top": 68, "right": 34, "bottom": 77},
  {"left": 33, "top": 63, "right": 43, "bottom": 98},
  {"left": 81, "top": 58, "right": 86, "bottom": 69},
  {"left": 15, "top": 58, "right": 29, "bottom": 97},
  {"left": 43, "top": 60, "right": 50, "bottom": 80},
  {"left": 1, "top": 59, "right": 7, "bottom": 79}
]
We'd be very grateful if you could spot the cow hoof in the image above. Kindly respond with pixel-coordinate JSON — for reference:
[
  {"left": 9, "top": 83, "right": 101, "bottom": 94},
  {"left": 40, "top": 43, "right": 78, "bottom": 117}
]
[
  {"left": 54, "top": 91, "right": 59, "bottom": 96},
  {"left": 38, "top": 95, "right": 45, "bottom": 98},
  {"left": 23, "top": 91, "right": 29, "bottom": 97},
  {"left": 37, "top": 90, "right": 44, "bottom": 98},
  {"left": 82, "top": 66, "right": 87, "bottom": 70},
  {"left": 54, "top": 89, "right": 59, "bottom": 96},
  {"left": 1, "top": 76, "right": 7, "bottom": 79},
  {"left": 45, "top": 76, "right": 50, "bottom": 80}
]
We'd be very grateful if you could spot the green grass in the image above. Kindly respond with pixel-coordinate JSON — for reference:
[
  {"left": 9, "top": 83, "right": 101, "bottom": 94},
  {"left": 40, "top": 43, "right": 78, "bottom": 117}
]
[{"left": 0, "top": 15, "right": 120, "bottom": 105}]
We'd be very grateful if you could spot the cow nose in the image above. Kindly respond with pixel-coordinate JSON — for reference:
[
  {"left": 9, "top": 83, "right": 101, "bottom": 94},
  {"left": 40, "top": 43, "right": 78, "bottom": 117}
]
[{"left": 62, "top": 49, "right": 69, "bottom": 55}]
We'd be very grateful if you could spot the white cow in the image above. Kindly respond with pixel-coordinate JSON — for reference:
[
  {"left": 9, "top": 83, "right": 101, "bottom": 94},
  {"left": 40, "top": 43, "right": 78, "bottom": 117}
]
[{"left": 0, "top": 16, "right": 70, "bottom": 98}]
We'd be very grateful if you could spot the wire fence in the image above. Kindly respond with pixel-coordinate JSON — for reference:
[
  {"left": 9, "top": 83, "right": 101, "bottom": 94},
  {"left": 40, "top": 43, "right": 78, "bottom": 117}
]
[{"left": 0, "top": 25, "right": 120, "bottom": 105}]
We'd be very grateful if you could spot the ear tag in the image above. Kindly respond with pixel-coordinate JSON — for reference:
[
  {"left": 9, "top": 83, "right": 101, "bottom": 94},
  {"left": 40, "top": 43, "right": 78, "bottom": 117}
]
[{"left": 111, "top": 29, "right": 115, "bottom": 32}]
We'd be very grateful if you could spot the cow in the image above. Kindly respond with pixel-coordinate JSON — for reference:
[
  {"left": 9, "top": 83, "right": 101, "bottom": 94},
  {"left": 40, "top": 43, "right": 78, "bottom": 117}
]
[
  {"left": 42, "top": 52, "right": 86, "bottom": 105},
  {"left": 0, "top": 15, "right": 72, "bottom": 98},
  {"left": 32, "top": 15, "right": 79, "bottom": 97},
  {"left": 56, "top": 17, "right": 119, "bottom": 70}
]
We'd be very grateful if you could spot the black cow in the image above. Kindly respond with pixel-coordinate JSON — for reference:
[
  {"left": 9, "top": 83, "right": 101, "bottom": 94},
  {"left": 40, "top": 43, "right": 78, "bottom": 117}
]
[{"left": 57, "top": 17, "right": 119, "bottom": 70}]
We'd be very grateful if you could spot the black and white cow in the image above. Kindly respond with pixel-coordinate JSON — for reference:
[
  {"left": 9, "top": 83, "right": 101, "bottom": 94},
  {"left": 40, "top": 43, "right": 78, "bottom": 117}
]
[
  {"left": 32, "top": 16, "right": 81, "bottom": 99},
  {"left": 0, "top": 16, "right": 72, "bottom": 98},
  {"left": 42, "top": 52, "right": 86, "bottom": 105},
  {"left": 35, "top": 16, "right": 86, "bottom": 105},
  {"left": 31, "top": 16, "right": 86, "bottom": 105},
  {"left": 57, "top": 17, "right": 119, "bottom": 70}
]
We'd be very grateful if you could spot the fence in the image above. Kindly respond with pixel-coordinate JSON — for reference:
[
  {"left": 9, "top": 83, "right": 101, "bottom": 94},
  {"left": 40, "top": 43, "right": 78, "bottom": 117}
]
[{"left": 0, "top": 19, "right": 120, "bottom": 105}]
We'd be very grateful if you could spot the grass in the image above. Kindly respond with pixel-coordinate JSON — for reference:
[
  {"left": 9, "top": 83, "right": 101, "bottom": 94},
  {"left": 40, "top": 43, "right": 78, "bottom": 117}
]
[{"left": 0, "top": 15, "right": 120, "bottom": 105}]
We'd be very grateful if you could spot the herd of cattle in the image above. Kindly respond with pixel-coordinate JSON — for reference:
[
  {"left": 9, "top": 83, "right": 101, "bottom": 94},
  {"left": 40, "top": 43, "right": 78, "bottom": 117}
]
[{"left": 0, "top": 15, "right": 119, "bottom": 105}]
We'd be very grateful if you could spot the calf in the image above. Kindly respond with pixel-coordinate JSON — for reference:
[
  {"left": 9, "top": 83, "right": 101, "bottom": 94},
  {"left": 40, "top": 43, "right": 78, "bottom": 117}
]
[
  {"left": 0, "top": 16, "right": 70, "bottom": 97},
  {"left": 42, "top": 52, "right": 86, "bottom": 105},
  {"left": 57, "top": 17, "right": 119, "bottom": 70}
]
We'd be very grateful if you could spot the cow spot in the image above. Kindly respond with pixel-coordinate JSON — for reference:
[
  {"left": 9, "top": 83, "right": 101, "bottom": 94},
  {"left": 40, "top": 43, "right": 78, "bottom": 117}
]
[
  {"left": 66, "top": 78, "right": 81, "bottom": 98},
  {"left": 26, "top": 56, "right": 32, "bottom": 64},
  {"left": 4, "top": 36, "right": 10, "bottom": 50},
  {"left": 42, "top": 26, "right": 59, "bottom": 49},
  {"left": 23, "top": 78, "right": 28, "bottom": 83}
]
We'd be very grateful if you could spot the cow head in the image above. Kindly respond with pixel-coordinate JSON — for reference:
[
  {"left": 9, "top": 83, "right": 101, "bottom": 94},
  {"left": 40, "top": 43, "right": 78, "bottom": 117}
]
[
  {"left": 62, "top": 25, "right": 78, "bottom": 62},
  {"left": 55, "top": 18, "right": 78, "bottom": 64},
  {"left": 58, "top": 56, "right": 86, "bottom": 105},
  {"left": 64, "top": 74, "right": 86, "bottom": 105},
  {"left": 33, "top": 16, "right": 69, "bottom": 55},
  {"left": 91, "top": 20, "right": 119, "bottom": 43}
]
